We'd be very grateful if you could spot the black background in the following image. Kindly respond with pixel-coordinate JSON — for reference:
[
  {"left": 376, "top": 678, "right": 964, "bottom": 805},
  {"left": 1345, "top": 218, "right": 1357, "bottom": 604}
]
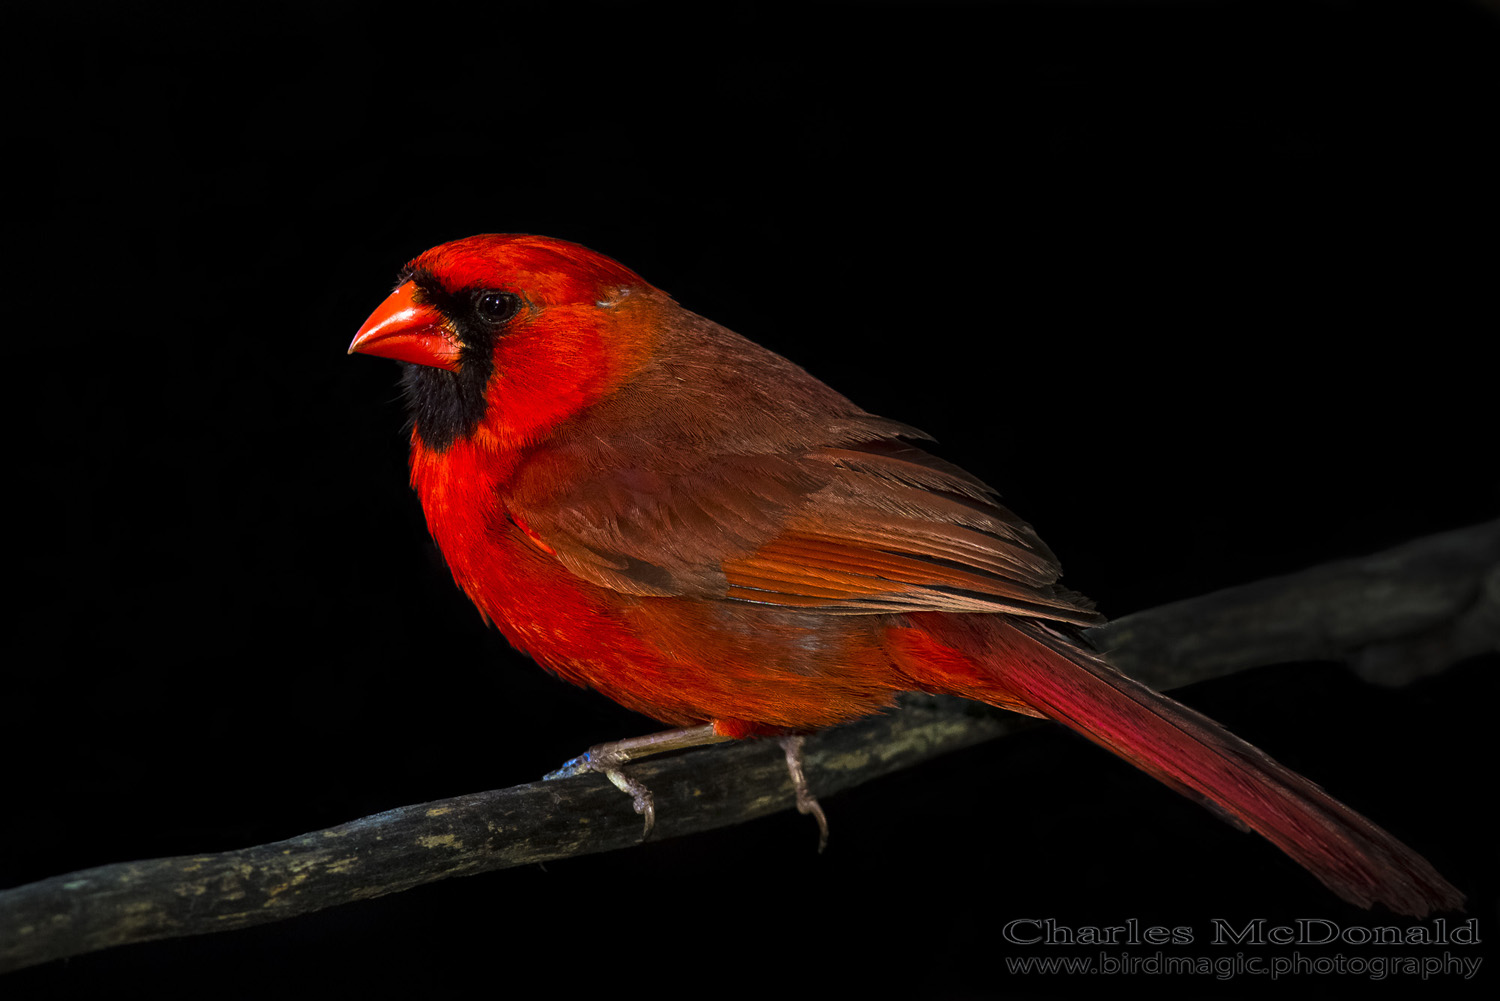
[{"left": 9, "top": 1, "right": 1497, "bottom": 997}]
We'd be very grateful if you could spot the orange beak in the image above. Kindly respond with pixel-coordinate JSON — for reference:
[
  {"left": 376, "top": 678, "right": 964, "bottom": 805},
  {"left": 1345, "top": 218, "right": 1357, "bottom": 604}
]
[{"left": 348, "top": 281, "right": 462, "bottom": 372}]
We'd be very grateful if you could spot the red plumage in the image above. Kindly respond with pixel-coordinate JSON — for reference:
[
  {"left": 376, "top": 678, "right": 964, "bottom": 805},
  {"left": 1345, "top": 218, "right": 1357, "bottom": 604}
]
[{"left": 350, "top": 234, "right": 1461, "bottom": 915}]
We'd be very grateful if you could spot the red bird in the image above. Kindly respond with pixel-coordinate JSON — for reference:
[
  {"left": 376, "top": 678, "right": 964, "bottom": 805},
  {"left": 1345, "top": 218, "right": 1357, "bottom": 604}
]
[{"left": 350, "top": 234, "right": 1461, "bottom": 915}]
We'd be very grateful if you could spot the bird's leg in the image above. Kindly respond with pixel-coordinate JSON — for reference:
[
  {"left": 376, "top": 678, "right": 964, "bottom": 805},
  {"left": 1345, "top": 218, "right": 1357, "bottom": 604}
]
[
  {"left": 779, "top": 734, "right": 830, "bottom": 853},
  {"left": 545, "top": 726, "right": 830, "bottom": 848},
  {"left": 544, "top": 724, "right": 733, "bottom": 839}
]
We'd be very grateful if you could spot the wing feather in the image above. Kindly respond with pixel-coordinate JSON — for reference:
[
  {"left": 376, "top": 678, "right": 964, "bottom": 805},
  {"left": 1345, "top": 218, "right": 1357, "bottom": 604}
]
[{"left": 498, "top": 306, "right": 1101, "bottom": 626}]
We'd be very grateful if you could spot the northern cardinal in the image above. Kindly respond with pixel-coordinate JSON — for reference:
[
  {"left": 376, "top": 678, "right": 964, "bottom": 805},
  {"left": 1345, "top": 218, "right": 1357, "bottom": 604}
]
[{"left": 350, "top": 234, "right": 1461, "bottom": 915}]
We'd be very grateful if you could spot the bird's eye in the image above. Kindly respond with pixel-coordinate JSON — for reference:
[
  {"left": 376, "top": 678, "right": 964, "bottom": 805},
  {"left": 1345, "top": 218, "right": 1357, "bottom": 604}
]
[{"left": 473, "top": 290, "right": 521, "bottom": 325}]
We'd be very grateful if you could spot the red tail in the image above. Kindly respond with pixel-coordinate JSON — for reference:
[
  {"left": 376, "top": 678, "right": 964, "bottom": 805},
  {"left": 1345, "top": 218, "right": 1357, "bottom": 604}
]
[{"left": 888, "top": 614, "right": 1463, "bottom": 916}]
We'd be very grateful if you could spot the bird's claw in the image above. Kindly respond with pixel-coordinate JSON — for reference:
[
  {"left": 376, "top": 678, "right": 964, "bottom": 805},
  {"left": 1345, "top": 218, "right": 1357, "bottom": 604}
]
[
  {"left": 544, "top": 747, "right": 659, "bottom": 839},
  {"left": 544, "top": 726, "right": 825, "bottom": 849},
  {"left": 601, "top": 765, "right": 657, "bottom": 839},
  {"left": 542, "top": 753, "right": 595, "bottom": 781},
  {"left": 779, "top": 734, "right": 830, "bottom": 852}
]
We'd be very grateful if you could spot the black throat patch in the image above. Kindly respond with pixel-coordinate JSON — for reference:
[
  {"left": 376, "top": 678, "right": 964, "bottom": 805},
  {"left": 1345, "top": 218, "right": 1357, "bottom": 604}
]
[{"left": 399, "top": 267, "right": 502, "bottom": 452}]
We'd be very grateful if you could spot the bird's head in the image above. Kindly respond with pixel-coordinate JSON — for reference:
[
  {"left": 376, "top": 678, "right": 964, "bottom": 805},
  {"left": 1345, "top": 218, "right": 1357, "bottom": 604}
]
[{"left": 349, "top": 234, "right": 662, "bottom": 453}]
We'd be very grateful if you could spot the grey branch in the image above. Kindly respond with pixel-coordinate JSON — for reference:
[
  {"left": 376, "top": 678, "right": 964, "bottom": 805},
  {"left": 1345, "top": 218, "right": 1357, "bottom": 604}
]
[{"left": 2, "top": 520, "right": 1496, "bottom": 973}]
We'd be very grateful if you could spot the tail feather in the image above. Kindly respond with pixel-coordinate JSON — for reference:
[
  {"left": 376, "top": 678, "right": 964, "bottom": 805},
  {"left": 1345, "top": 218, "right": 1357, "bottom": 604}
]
[{"left": 889, "top": 614, "right": 1464, "bottom": 916}]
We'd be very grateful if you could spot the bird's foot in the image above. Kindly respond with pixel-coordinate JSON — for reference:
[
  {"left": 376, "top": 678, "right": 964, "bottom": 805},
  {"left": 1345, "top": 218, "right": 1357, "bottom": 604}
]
[
  {"left": 544, "top": 724, "right": 732, "bottom": 840},
  {"left": 545, "top": 726, "right": 828, "bottom": 848},
  {"left": 778, "top": 734, "right": 830, "bottom": 852}
]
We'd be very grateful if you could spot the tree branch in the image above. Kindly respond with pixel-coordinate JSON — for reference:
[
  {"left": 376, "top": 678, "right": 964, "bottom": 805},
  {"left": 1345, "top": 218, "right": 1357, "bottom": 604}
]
[{"left": 2, "top": 520, "right": 1495, "bottom": 973}]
